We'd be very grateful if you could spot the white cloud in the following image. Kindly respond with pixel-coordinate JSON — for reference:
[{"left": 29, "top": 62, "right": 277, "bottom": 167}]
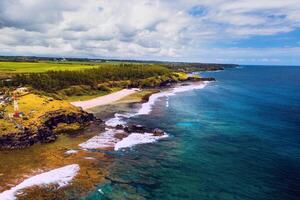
[{"left": 0, "top": 0, "right": 299, "bottom": 64}]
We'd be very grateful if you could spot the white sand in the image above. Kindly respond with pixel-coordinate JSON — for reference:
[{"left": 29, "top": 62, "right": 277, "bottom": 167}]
[
  {"left": 71, "top": 88, "right": 139, "bottom": 110},
  {"left": 0, "top": 164, "right": 80, "bottom": 200}
]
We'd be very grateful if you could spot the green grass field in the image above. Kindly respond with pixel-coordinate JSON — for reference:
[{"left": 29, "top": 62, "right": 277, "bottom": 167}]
[{"left": 0, "top": 61, "right": 103, "bottom": 73}]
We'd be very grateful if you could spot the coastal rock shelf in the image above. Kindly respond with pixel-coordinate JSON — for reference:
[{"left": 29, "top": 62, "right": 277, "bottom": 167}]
[{"left": 0, "top": 109, "right": 95, "bottom": 149}]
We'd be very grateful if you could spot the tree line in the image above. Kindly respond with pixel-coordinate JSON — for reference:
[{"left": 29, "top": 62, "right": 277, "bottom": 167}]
[{"left": 11, "top": 64, "right": 171, "bottom": 92}]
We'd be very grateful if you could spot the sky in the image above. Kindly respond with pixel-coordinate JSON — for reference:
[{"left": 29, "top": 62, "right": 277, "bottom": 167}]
[{"left": 0, "top": 0, "right": 300, "bottom": 65}]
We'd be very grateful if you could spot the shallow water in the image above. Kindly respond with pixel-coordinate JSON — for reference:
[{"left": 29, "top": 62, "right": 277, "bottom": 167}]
[
  {"left": 85, "top": 66, "right": 300, "bottom": 200},
  {"left": 0, "top": 125, "right": 110, "bottom": 199}
]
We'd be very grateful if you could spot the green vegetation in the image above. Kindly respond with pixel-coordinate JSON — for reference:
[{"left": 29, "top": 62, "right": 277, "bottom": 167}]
[
  {"left": 53, "top": 122, "right": 82, "bottom": 134},
  {"left": 0, "top": 61, "right": 102, "bottom": 73},
  {"left": 11, "top": 64, "right": 171, "bottom": 92},
  {"left": 0, "top": 60, "right": 212, "bottom": 106},
  {"left": 0, "top": 93, "right": 79, "bottom": 135},
  {"left": 62, "top": 87, "right": 121, "bottom": 102},
  {"left": 0, "top": 120, "right": 19, "bottom": 133},
  {"left": 162, "top": 63, "right": 237, "bottom": 72},
  {"left": 0, "top": 58, "right": 226, "bottom": 139}
]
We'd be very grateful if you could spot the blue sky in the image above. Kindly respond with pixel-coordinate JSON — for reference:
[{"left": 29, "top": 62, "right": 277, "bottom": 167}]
[{"left": 0, "top": 0, "right": 300, "bottom": 65}]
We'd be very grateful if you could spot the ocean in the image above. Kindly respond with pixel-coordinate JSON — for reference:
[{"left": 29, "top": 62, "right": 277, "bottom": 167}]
[{"left": 84, "top": 65, "right": 300, "bottom": 200}]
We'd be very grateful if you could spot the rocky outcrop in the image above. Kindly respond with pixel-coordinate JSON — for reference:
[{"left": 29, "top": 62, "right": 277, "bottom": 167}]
[
  {"left": 152, "top": 128, "right": 164, "bottom": 136},
  {"left": 187, "top": 77, "right": 216, "bottom": 82},
  {"left": 0, "top": 110, "right": 96, "bottom": 149},
  {"left": 124, "top": 124, "right": 148, "bottom": 133},
  {"left": 159, "top": 79, "right": 178, "bottom": 87},
  {"left": 115, "top": 124, "right": 165, "bottom": 137}
]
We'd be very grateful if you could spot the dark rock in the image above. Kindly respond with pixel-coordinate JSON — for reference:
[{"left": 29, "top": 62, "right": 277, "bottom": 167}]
[
  {"left": 0, "top": 110, "right": 96, "bottom": 150},
  {"left": 124, "top": 124, "right": 147, "bottom": 133},
  {"left": 115, "top": 124, "right": 124, "bottom": 129},
  {"left": 152, "top": 128, "right": 164, "bottom": 136},
  {"left": 159, "top": 79, "right": 178, "bottom": 87},
  {"left": 187, "top": 77, "right": 216, "bottom": 82},
  {"left": 180, "top": 83, "right": 190, "bottom": 86},
  {"left": 199, "top": 77, "right": 216, "bottom": 81}
]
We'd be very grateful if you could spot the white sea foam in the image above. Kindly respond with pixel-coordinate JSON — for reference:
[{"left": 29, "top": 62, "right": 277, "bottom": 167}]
[
  {"left": 136, "top": 90, "right": 170, "bottom": 115},
  {"left": 105, "top": 82, "right": 208, "bottom": 121},
  {"left": 105, "top": 113, "right": 133, "bottom": 127},
  {"left": 0, "top": 164, "right": 79, "bottom": 200},
  {"left": 137, "top": 82, "right": 207, "bottom": 115},
  {"left": 114, "top": 132, "right": 168, "bottom": 151},
  {"left": 65, "top": 150, "right": 78, "bottom": 155},
  {"left": 166, "top": 96, "right": 169, "bottom": 108},
  {"left": 83, "top": 82, "right": 207, "bottom": 151},
  {"left": 84, "top": 157, "right": 96, "bottom": 160},
  {"left": 98, "top": 188, "right": 104, "bottom": 195},
  {"left": 79, "top": 128, "right": 122, "bottom": 149}
]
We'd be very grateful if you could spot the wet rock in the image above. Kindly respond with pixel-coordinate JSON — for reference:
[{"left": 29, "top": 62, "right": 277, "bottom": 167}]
[
  {"left": 124, "top": 124, "right": 147, "bottom": 133},
  {"left": 152, "top": 128, "right": 164, "bottom": 136},
  {"left": 187, "top": 77, "right": 216, "bottom": 82},
  {"left": 115, "top": 124, "right": 124, "bottom": 130}
]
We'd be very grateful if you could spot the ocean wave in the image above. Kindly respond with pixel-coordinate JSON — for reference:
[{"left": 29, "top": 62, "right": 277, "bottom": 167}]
[
  {"left": 79, "top": 128, "right": 122, "bottom": 149},
  {"left": 106, "top": 82, "right": 208, "bottom": 123},
  {"left": 114, "top": 132, "right": 168, "bottom": 151},
  {"left": 81, "top": 82, "right": 207, "bottom": 151},
  {"left": 105, "top": 113, "right": 133, "bottom": 127},
  {"left": 137, "top": 82, "right": 208, "bottom": 115},
  {"left": 0, "top": 164, "right": 79, "bottom": 200}
]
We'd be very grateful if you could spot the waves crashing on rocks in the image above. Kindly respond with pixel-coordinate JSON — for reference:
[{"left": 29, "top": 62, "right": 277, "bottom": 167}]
[{"left": 80, "top": 82, "right": 207, "bottom": 151}]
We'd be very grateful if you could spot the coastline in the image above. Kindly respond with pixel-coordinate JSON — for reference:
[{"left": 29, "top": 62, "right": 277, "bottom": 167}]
[
  {"left": 0, "top": 121, "right": 111, "bottom": 199},
  {"left": 0, "top": 79, "right": 211, "bottom": 199},
  {"left": 77, "top": 80, "right": 209, "bottom": 151}
]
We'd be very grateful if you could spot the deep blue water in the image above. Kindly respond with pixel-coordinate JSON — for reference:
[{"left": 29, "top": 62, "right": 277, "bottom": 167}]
[{"left": 86, "top": 66, "right": 300, "bottom": 200}]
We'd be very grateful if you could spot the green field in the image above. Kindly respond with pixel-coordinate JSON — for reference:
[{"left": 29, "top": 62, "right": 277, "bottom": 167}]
[{"left": 0, "top": 61, "right": 103, "bottom": 73}]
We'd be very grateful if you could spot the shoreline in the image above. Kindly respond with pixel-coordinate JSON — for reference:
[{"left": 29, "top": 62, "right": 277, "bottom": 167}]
[
  {"left": 70, "top": 76, "right": 215, "bottom": 111},
  {"left": 0, "top": 121, "right": 111, "bottom": 199},
  {"left": 78, "top": 80, "right": 209, "bottom": 151},
  {"left": 0, "top": 79, "right": 212, "bottom": 199},
  {"left": 70, "top": 88, "right": 140, "bottom": 110}
]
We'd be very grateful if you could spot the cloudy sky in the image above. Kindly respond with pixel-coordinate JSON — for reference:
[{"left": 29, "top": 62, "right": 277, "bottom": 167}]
[{"left": 0, "top": 0, "right": 300, "bottom": 65}]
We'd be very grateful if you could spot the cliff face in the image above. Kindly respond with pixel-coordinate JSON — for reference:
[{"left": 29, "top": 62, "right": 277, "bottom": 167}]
[{"left": 0, "top": 109, "right": 95, "bottom": 149}]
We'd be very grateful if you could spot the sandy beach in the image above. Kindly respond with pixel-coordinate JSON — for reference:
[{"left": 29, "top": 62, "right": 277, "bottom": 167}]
[{"left": 71, "top": 88, "right": 139, "bottom": 110}]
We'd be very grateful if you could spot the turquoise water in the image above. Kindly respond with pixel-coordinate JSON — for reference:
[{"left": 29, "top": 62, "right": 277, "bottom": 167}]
[{"left": 85, "top": 66, "right": 300, "bottom": 200}]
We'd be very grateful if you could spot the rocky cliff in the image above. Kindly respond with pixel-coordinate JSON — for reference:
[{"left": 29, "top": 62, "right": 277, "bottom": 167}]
[{"left": 0, "top": 109, "right": 95, "bottom": 149}]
